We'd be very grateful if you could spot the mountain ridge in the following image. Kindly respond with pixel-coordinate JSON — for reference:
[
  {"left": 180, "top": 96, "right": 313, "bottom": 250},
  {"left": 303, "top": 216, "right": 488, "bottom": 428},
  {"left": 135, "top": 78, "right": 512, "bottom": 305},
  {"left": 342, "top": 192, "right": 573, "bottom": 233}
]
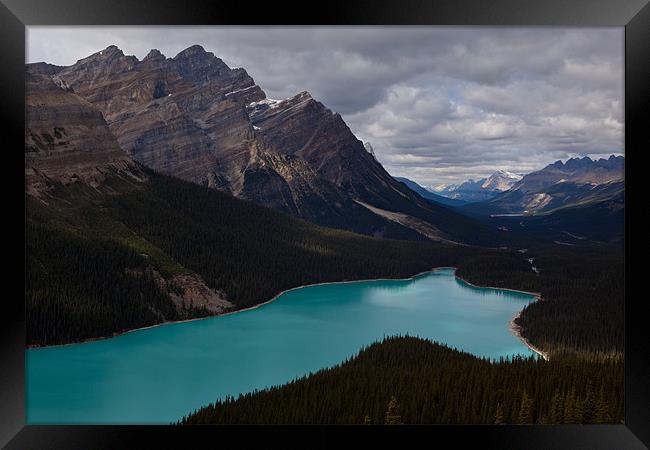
[
  {"left": 476, "top": 155, "right": 624, "bottom": 215},
  {"left": 27, "top": 44, "right": 504, "bottom": 245},
  {"left": 456, "top": 155, "right": 624, "bottom": 244}
]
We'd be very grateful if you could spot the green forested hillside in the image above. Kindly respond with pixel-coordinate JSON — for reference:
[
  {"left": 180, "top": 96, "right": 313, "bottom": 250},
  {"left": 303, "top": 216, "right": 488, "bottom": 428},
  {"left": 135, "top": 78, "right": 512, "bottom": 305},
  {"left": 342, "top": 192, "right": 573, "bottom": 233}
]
[{"left": 181, "top": 336, "right": 623, "bottom": 425}]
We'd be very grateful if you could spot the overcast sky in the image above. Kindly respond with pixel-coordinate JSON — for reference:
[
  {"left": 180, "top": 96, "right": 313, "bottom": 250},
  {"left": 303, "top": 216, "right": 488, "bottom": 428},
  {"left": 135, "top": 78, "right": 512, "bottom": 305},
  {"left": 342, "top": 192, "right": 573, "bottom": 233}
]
[{"left": 27, "top": 26, "right": 624, "bottom": 186}]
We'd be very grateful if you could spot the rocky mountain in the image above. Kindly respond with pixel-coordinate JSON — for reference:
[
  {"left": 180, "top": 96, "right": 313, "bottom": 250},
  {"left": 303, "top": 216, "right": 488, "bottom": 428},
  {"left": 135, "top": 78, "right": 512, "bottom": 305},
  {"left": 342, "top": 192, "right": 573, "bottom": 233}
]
[
  {"left": 509, "top": 156, "right": 622, "bottom": 194},
  {"left": 457, "top": 156, "right": 625, "bottom": 244},
  {"left": 27, "top": 45, "right": 503, "bottom": 245},
  {"left": 466, "top": 156, "right": 624, "bottom": 215},
  {"left": 393, "top": 177, "right": 466, "bottom": 207},
  {"left": 436, "top": 170, "right": 522, "bottom": 203}
]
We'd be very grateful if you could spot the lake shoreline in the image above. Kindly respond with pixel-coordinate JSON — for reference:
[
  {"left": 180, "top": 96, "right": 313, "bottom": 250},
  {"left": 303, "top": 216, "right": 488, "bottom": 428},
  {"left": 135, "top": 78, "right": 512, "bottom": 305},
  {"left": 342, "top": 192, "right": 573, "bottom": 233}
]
[
  {"left": 28, "top": 266, "right": 543, "bottom": 357},
  {"left": 452, "top": 274, "right": 547, "bottom": 360},
  {"left": 27, "top": 268, "right": 441, "bottom": 350},
  {"left": 509, "top": 314, "right": 549, "bottom": 361}
]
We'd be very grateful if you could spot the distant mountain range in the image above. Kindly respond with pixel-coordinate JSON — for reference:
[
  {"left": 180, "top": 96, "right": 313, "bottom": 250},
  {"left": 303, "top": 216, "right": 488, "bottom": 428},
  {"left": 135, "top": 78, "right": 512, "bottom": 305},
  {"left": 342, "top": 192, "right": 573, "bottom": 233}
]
[
  {"left": 463, "top": 156, "right": 624, "bottom": 215},
  {"left": 459, "top": 156, "right": 624, "bottom": 243},
  {"left": 393, "top": 177, "right": 466, "bottom": 207},
  {"left": 26, "top": 45, "right": 502, "bottom": 246},
  {"left": 433, "top": 170, "right": 522, "bottom": 202},
  {"left": 396, "top": 155, "right": 624, "bottom": 244}
]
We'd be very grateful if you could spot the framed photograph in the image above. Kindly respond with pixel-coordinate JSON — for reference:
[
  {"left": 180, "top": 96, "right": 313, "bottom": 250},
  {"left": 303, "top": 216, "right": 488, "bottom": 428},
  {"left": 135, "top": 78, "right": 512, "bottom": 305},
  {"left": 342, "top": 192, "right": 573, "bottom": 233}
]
[{"left": 3, "top": 0, "right": 648, "bottom": 448}]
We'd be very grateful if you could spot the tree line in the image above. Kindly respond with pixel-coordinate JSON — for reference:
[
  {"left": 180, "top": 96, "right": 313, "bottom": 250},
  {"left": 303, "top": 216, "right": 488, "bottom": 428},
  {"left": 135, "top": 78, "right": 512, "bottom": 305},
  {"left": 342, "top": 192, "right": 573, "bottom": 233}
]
[{"left": 180, "top": 336, "right": 623, "bottom": 425}]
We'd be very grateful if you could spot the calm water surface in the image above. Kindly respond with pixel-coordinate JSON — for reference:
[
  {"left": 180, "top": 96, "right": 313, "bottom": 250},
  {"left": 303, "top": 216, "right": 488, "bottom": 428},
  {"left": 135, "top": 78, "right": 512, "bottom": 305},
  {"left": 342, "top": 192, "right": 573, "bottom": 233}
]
[{"left": 26, "top": 268, "right": 537, "bottom": 424}]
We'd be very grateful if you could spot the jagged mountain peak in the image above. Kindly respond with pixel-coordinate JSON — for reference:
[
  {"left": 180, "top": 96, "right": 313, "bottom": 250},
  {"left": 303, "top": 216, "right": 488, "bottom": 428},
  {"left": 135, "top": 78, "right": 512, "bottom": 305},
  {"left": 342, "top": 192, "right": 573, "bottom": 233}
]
[
  {"left": 546, "top": 155, "right": 623, "bottom": 173},
  {"left": 564, "top": 156, "right": 593, "bottom": 170},
  {"left": 68, "top": 45, "right": 137, "bottom": 76},
  {"left": 172, "top": 45, "right": 232, "bottom": 85},
  {"left": 103, "top": 44, "right": 122, "bottom": 53},
  {"left": 174, "top": 44, "right": 209, "bottom": 57},
  {"left": 173, "top": 44, "right": 227, "bottom": 67},
  {"left": 94, "top": 45, "right": 125, "bottom": 59},
  {"left": 143, "top": 48, "right": 165, "bottom": 61}
]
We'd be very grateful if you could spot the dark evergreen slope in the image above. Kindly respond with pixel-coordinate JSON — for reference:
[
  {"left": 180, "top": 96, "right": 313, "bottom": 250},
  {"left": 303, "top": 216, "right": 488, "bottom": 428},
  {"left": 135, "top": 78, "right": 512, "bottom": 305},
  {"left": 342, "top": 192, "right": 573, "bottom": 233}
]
[
  {"left": 510, "top": 246, "right": 623, "bottom": 355},
  {"left": 180, "top": 336, "right": 623, "bottom": 425},
  {"left": 26, "top": 219, "right": 197, "bottom": 346}
]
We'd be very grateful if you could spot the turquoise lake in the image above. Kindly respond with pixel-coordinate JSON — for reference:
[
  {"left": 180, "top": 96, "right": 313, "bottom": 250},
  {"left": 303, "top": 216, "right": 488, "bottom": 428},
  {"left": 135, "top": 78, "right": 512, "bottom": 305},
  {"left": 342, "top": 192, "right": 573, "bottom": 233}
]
[{"left": 26, "top": 268, "right": 537, "bottom": 424}]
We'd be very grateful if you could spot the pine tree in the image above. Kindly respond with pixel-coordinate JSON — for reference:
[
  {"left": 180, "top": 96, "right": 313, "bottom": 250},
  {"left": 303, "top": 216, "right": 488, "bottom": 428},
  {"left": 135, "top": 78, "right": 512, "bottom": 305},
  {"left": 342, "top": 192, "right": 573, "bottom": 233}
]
[
  {"left": 594, "top": 387, "right": 611, "bottom": 424},
  {"left": 494, "top": 402, "right": 505, "bottom": 425},
  {"left": 518, "top": 391, "right": 534, "bottom": 424},
  {"left": 550, "top": 389, "right": 564, "bottom": 424},
  {"left": 564, "top": 388, "right": 583, "bottom": 423},
  {"left": 582, "top": 381, "right": 596, "bottom": 424},
  {"left": 385, "top": 396, "right": 402, "bottom": 425}
]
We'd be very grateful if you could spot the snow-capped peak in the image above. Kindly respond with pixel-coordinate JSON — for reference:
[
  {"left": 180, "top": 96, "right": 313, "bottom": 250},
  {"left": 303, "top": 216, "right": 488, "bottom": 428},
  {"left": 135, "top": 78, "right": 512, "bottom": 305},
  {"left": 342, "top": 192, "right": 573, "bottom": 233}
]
[{"left": 481, "top": 170, "right": 522, "bottom": 191}]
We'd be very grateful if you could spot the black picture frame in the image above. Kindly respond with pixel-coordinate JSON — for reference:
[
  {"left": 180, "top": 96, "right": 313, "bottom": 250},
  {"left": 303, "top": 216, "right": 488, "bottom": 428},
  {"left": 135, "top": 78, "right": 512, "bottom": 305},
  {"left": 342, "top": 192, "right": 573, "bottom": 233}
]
[{"left": 3, "top": 0, "right": 648, "bottom": 448}]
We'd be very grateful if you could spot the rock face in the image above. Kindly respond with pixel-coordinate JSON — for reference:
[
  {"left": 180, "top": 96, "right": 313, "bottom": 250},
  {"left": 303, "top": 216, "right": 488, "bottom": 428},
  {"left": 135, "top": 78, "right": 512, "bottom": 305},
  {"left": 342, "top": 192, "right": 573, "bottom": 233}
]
[
  {"left": 25, "top": 71, "right": 140, "bottom": 193},
  {"left": 27, "top": 45, "right": 497, "bottom": 244}
]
